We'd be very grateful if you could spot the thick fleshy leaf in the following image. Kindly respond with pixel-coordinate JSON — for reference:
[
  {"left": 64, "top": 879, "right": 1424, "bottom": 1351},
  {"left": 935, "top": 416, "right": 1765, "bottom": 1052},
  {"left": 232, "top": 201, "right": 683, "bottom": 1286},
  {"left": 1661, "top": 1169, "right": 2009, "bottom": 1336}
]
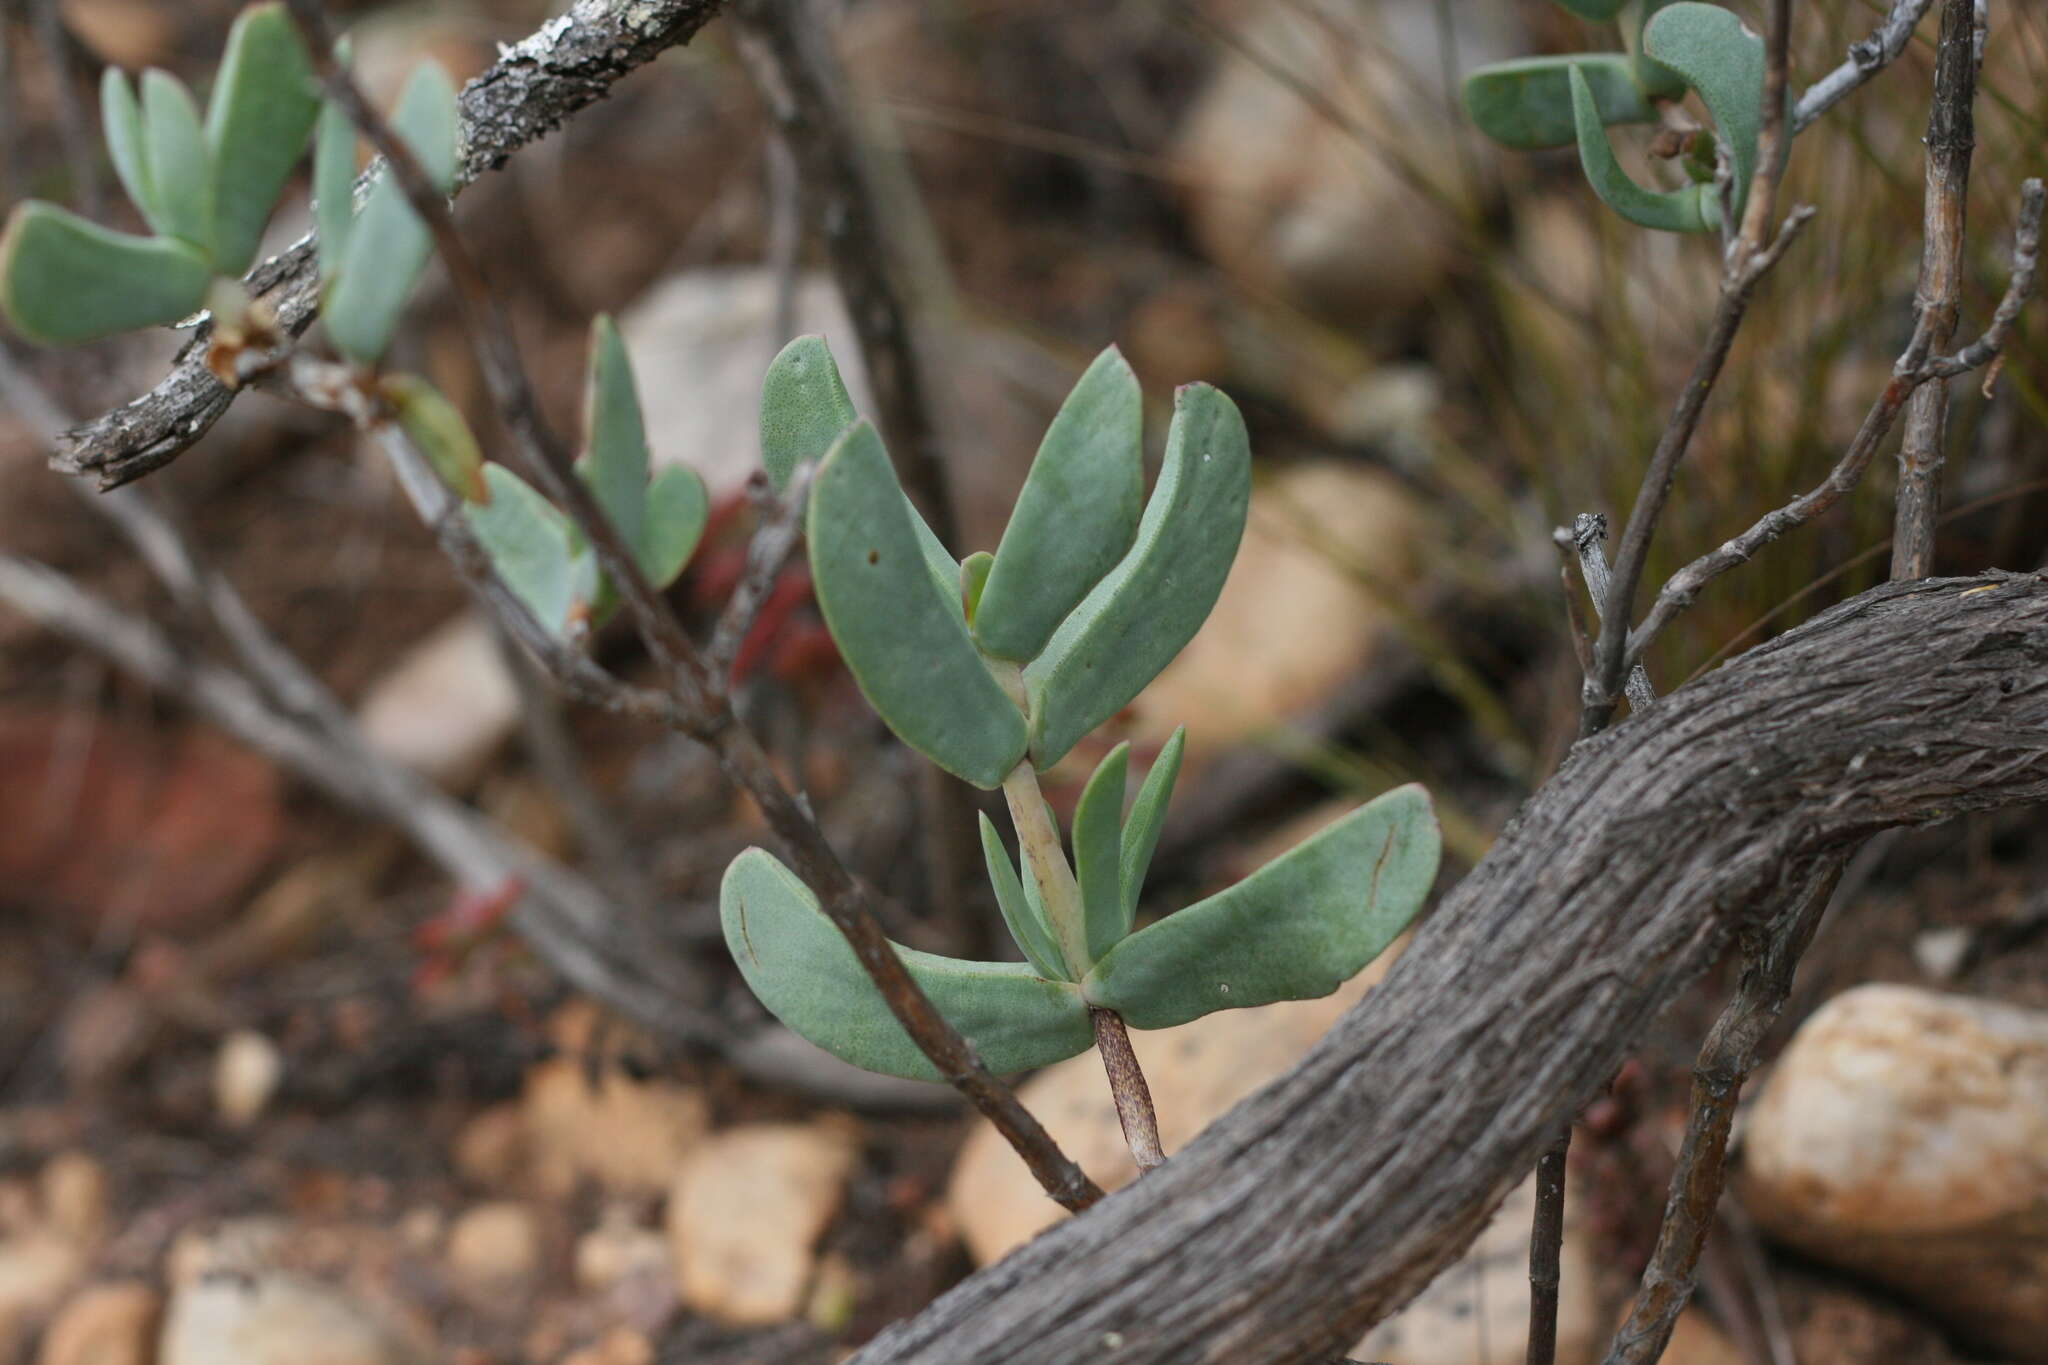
[
  {"left": 1551, "top": 0, "right": 1627, "bottom": 18},
  {"left": 381, "top": 374, "right": 486, "bottom": 503},
  {"left": 808, "top": 420, "right": 1028, "bottom": 789},
  {"left": 1074, "top": 742, "right": 1130, "bottom": 963},
  {"left": 639, "top": 464, "right": 708, "bottom": 587},
  {"left": 1462, "top": 54, "right": 1655, "bottom": 150},
  {"left": 1570, "top": 66, "right": 1715, "bottom": 233},
  {"left": 722, "top": 847, "right": 1093, "bottom": 1081},
  {"left": 466, "top": 464, "right": 581, "bottom": 631},
  {"left": 141, "top": 70, "right": 213, "bottom": 252},
  {"left": 1118, "top": 726, "right": 1184, "bottom": 923},
  {"left": 760, "top": 334, "right": 858, "bottom": 491},
  {"left": 1083, "top": 784, "right": 1440, "bottom": 1030},
  {"left": 100, "top": 70, "right": 155, "bottom": 226},
  {"left": 1023, "top": 384, "right": 1250, "bottom": 769},
  {"left": 1643, "top": 2, "right": 1767, "bottom": 216},
  {"left": 979, "top": 813, "right": 1067, "bottom": 981},
  {"left": 205, "top": 2, "right": 320, "bottom": 274},
  {"left": 1631, "top": 0, "right": 1688, "bottom": 99},
  {"left": 324, "top": 63, "right": 458, "bottom": 365},
  {"left": 0, "top": 203, "right": 210, "bottom": 346},
  {"left": 959, "top": 550, "right": 994, "bottom": 624},
  {"left": 313, "top": 86, "right": 357, "bottom": 278},
  {"left": 972, "top": 346, "right": 1144, "bottom": 662},
  {"left": 576, "top": 314, "right": 649, "bottom": 550}
]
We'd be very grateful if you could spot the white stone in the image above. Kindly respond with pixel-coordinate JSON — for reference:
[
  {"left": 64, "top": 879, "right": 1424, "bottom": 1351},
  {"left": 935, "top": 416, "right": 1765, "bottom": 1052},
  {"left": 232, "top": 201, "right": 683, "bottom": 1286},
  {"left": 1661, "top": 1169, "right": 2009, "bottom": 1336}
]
[
  {"left": 160, "top": 1274, "right": 417, "bottom": 1365},
  {"left": 1740, "top": 983, "right": 2048, "bottom": 1361},
  {"left": 356, "top": 613, "right": 520, "bottom": 788},
  {"left": 214, "top": 1030, "right": 284, "bottom": 1128}
]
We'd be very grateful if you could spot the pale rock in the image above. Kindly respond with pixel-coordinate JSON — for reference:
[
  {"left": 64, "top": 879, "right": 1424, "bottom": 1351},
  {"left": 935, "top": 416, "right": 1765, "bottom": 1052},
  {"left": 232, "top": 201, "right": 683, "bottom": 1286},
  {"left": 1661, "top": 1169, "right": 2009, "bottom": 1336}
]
[
  {"left": 452, "top": 1103, "right": 526, "bottom": 1190},
  {"left": 36, "top": 1282, "right": 160, "bottom": 1365},
  {"left": 573, "top": 1209, "right": 672, "bottom": 1294},
  {"left": 447, "top": 1202, "right": 541, "bottom": 1290},
  {"left": 356, "top": 613, "right": 520, "bottom": 789},
  {"left": 617, "top": 270, "right": 873, "bottom": 503},
  {"left": 520, "top": 1061, "right": 710, "bottom": 1198},
  {"left": 214, "top": 1029, "right": 285, "bottom": 1128},
  {"left": 1174, "top": 0, "right": 1520, "bottom": 325},
  {"left": 1739, "top": 983, "right": 2048, "bottom": 1361},
  {"left": 160, "top": 1273, "right": 416, "bottom": 1365},
  {"left": 0, "top": 1235, "right": 87, "bottom": 1354},
  {"left": 559, "top": 1326, "right": 653, "bottom": 1365},
  {"left": 667, "top": 1123, "right": 860, "bottom": 1325},
  {"left": 38, "top": 1154, "right": 107, "bottom": 1249},
  {"left": 950, "top": 943, "right": 1403, "bottom": 1264},
  {"left": 1058, "top": 459, "right": 1418, "bottom": 780},
  {"left": 1351, "top": 1172, "right": 1598, "bottom": 1365},
  {"left": 165, "top": 1217, "right": 291, "bottom": 1286}
]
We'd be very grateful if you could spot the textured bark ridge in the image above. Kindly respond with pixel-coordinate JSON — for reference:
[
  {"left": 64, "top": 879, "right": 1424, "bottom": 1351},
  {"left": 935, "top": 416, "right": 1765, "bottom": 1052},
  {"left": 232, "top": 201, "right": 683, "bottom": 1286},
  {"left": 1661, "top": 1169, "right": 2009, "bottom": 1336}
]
[
  {"left": 855, "top": 572, "right": 2048, "bottom": 1365},
  {"left": 54, "top": 0, "right": 725, "bottom": 490}
]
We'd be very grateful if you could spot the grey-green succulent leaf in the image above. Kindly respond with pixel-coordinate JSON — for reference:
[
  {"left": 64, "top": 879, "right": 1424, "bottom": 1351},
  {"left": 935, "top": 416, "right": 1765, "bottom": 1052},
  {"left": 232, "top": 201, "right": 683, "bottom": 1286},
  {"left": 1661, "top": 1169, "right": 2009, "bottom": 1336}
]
[
  {"left": 978, "top": 813, "right": 1068, "bottom": 981},
  {"left": 1550, "top": 0, "right": 1628, "bottom": 19},
  {"left": 100, "top": 70, "right": 156, "bottom": 227},
  {"left": 723, "top": 847, "right": 1093, "bottom": 1081},
  {"left": 1118, "top": 726, "right": 1185, "bottom": 925},
  {"left": 1023, "top": 383, "right": 1250, "bottom": 770},
  {"left": 1642, "top": 2, "right": 1767, "bottom": 218},
  {"left": 1074, "top": 742, "right": 1133, "bottom": 964},
  {"left": 322, "top": 63, "right": 459, "bottom": 365},
  {"left": 467, "top": 464, "right": 583, "bottom": 632},
  {"left": 0, "top": 203, "right": 211, "bottom": 346},
  {"left": 959, "top": 550, "right": 995, "bottom": 625},
  {"left": 141, "top": 70, "right": 214, "bottom": 252},
  {"left": 204, "top": 2, "right": 321, "bottom": 275},
  {"left": 312, "top": 89, "right": 356, "bottom": 278},
  {"left": 382, "top": 374, "right": 486, "bottom": 504},
  {"left": 1081, "top": 784, "right": 1440, "bottom": 1030},
  {"left": 808, "top": 419, "right": 1028, "bottom": 789},
  {"left": 972, "top": 346, "right": 1144, "bottom": 662},
  {"left": 576, "top": 314, "right": 650, "bottom": 551},
  {"left": 1630, "top": 0, "right": 1688, "bottom": 99},
  {"left": 759, "top": 334, "right": 858, "bottom": 492},
  {"left": 1462, "top": 54, "right": 1656, "bottom": 150},
  {"left": 639, "top": 464, "right": 708, "bottom": 588},
  {"left": 1570, "top": 66, "right": 1716, "bottom": 233}
]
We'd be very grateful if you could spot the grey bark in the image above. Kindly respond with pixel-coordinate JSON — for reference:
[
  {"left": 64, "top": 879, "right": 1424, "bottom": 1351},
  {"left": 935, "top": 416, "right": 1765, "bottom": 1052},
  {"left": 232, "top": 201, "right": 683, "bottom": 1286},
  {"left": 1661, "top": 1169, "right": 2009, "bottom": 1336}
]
[{"left": 854, "top": 571, "right": 2048, "bottom": 1365}]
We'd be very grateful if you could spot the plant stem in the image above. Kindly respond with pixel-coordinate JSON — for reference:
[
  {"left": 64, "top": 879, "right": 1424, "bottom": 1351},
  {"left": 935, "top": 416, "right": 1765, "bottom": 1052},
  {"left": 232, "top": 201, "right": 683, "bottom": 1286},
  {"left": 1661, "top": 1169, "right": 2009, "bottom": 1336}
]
[{"left": 1001, "top": 757, "right": 1166, "bottom": 1172}]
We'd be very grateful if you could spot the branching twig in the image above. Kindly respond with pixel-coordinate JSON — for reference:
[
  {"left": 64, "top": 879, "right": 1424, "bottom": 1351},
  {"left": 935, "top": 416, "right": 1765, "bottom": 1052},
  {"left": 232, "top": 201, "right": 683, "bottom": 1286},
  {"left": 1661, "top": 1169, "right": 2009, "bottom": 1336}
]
[
  {"left": 1891, "top": 0, "right": 1981, "bottom": 580},
  {"left": 283, "top": 0, "right": 1100, "bottom": 1212},
  {"left": 1793, "top": 0, "right": 1938, "bottom": 133},
  {"left": 53, "top": 0, "right": 728, "bottom": 490},
  {"left": 1627, "top": 180, "right": 2043, "bottom": 664},
  {"left": 1555, "top": 514, "right": 1655, "bottom": 714},
  {"left": 1600, "top": 864, "right": 1838, "bottom": 1365},
  {"left": 707, "top": 468, "right": 813, "bottom": 681}
]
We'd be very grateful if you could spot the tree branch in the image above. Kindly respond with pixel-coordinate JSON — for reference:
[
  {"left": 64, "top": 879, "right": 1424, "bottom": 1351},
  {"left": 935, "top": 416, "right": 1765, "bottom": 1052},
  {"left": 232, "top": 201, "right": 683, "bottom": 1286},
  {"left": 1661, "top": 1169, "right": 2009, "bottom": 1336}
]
[
  {"left": 844, "top": 571, "right": 2048, "bottom": 1364},
  {"left": 1792, "top": 0, "right": 1937, "bottom": 133},
  {"left": 52, "top": 0, "right": 728, "bottom": 490},
  {"left": 1891, "top": 0, "right": 1981, "bottom": 580}
]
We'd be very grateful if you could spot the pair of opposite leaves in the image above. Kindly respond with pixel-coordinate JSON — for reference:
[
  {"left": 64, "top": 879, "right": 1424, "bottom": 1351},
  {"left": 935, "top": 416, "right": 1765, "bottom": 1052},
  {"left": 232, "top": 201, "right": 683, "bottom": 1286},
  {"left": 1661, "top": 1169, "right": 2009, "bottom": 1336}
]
[
  {"left": 728, "top": 338, "right": 1441, "bottom": 1081},
  {"left": 0, "top": 2, "right": 461, "bottom": 365},
  {"left": 1463, "top": 1, "right": 1770, "bottom": 233}
]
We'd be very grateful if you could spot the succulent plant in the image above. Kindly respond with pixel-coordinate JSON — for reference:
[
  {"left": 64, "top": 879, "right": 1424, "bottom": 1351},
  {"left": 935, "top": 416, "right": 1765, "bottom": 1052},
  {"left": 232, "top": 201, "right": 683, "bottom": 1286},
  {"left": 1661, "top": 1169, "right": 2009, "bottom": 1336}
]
[
  {"left": 1462, "top": 1, "right": 1774, "bottom": 234},
  {"left": 721, "top": 337, "right": 1442, "bottom": 1082},
  {"left": 0, "top": 3, "right": 321, "bottom": 345}
]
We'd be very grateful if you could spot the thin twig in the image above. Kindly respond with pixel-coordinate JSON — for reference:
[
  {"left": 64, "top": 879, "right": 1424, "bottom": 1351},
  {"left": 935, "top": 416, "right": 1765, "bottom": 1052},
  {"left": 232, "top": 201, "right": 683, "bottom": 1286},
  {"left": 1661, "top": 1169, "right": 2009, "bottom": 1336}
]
[
  {"left": 1793, "top": 0, "right": 1938, "bottom": 133},
  {"left": 1556, "top": 514, "right": 1655, "bottom": 713},
  {"left": 1091, "top": 1008, "right": 1165, "bottom": 1172},
  {"left": 283, "top": 0, "right": 1099, "bottom": 1212},
  {"left": 1601, "top": 864, "right": 1838, "bottom": 1365},
  {"left": 706, "top": 467, "right": 813, "bottom": 681},
  {"left": 1627, "top": 179, "right": 2042, "bottom": 665},
  {"left": 1891, "top": 0, "right": 1981, "bottom": 580},
  {"left": 1580, "top": 0, "right": 1811, "bottom": 737},
  {"left": 53, "top": 0, "right": 728, "bottom": 490},
  {"left": 728, "top": 0, "right": 957, "bottom": 545},
  {"left": 1524, "top": 1131, "right": 1570, "bottom": 1365}
]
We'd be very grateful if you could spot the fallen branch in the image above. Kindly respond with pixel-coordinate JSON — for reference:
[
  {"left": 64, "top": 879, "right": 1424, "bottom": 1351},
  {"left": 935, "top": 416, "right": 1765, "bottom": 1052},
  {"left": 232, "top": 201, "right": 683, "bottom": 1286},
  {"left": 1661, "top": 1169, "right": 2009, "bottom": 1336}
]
[{"left": 848, "top": 571, "right": 2048, "bottom": 1364}]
